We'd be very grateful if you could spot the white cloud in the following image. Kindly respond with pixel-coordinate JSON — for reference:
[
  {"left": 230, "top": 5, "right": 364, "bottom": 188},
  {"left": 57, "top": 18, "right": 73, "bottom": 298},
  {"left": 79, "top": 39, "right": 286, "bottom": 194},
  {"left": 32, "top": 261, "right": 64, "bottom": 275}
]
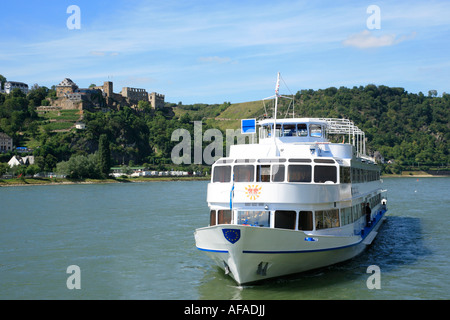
[
  {"left": 90, "top": 51, "right": 106, "bottom": 56},
  {"left": 90, "top": 51, "right": 120, "bottom": 57},
  {"left": 342, "top": 30, "right": 416, "bottom": 49},
  {"left": 198, "top": 56, "right": 232, "bottom": 64}
]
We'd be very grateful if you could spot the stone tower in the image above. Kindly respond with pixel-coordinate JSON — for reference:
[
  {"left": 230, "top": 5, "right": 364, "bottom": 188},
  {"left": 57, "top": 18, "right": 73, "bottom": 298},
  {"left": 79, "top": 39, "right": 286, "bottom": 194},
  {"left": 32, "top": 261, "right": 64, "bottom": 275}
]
[{"left": 103, "top": 81, "right": 113, "bottom": 97}]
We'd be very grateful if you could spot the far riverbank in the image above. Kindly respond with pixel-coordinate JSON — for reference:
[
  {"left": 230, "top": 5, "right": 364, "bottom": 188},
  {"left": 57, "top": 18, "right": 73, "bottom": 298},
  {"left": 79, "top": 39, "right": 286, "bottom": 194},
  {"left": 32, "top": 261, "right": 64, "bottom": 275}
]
[
  {"left": 0, "top": 176, "right": 209, "bottom": 187},
  {"left": 382, "top": 170, "right": 450, "bottom": 178},
  {"left": 2, "top": 172, "right": 449, "bottom": 187}
]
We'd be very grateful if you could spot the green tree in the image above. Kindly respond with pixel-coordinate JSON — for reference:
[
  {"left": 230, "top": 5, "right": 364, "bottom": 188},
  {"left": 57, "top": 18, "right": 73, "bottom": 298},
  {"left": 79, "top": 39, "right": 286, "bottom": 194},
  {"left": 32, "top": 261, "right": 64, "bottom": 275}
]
[
  {"left": 137, "top": 100, "right": 151, "bottom": 113},
  {"left": 45, "top": 154, "right": 58, "bottom": 172},
  {"left": 0, "top": 162, "right": 9, "bottom": 176},
  {"left": 56, "top": 153, "right": 100, "bottom": 179},
  {"left": 0, "top": 74, "right": 6, "bottom": 91},
  {"left": 34, "top": 156, "right": 45, "bottom": 172},
  {"left": 26, "top": 164, "right": 40, "bottom": 176},
  {"left": 98, "top": 134, "right": 111, "bottom": 178},
  {"left": 27, "top": 85, "right": 49, "bottom": 107}
]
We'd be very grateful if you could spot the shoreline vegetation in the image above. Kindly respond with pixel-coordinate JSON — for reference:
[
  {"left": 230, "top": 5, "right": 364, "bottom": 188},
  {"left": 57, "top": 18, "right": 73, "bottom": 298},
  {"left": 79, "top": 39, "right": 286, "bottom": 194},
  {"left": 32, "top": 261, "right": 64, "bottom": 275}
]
[
  {"left": 0, "top": 175, "right": 209, "bottom": 187},
  {"left": 1, "top": 171, "right": 447, "bottom": 187},
  {"left": 1, "top": 83, "right": 449, "bottom": 179}
]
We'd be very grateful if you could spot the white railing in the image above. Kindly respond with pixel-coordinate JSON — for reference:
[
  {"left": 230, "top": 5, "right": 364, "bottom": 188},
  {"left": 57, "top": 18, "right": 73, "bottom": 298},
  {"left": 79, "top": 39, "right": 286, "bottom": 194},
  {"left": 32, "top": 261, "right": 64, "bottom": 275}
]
[{"left": 319, "top": 118, "right": 367, "bottom": 157}]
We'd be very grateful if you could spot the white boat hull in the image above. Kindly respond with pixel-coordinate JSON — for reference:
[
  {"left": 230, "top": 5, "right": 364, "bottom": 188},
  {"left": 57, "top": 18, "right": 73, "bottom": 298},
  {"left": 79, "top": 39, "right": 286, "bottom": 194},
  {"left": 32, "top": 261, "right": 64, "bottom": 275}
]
[{"left": 195, "top": 210, "right": 386, "bottom": 285}]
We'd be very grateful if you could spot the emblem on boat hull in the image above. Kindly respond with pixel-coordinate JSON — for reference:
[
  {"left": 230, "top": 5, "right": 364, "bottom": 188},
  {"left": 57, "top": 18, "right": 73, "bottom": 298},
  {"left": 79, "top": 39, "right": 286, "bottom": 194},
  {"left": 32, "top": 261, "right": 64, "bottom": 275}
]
[
  {"left": 245, "top": 185, "right": 262, "bottom": 200},
  {"left": 223, "top": 229, "right": 241, "bottom": 244}
]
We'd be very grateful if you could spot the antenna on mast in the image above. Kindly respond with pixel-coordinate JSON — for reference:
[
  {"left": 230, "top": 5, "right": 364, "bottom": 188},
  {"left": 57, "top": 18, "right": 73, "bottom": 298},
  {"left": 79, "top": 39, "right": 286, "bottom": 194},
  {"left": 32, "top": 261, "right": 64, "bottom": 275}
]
[
  {"left": 273, "top": 72, "right": 280, "bottom": 140},
  {"left": 261, "top": 72, "right": 293, "bottom": 146}
]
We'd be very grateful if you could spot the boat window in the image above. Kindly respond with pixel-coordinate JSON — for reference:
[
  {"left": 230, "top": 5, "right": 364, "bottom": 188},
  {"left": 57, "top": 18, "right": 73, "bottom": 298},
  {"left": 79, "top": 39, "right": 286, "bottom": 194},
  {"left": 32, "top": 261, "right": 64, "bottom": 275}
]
[
  {"left": 341, "top": 207, "right": 352, "bottom": 225},
  {"left": 210, "top": 210, "right": 216, "bottom": 226},
  {"left": 314, "top": 159, "right": 335, "bottom": 163},
  {"left": 315, "top": 209, "right": 340, "bottom": 230},
  {"left": 262, "top": 125, "right": 272, "bottom": 138},
  {"left": 257, "top": 165, "right": 271, "bottom": 182},
  {"left": 258, "top": 158, "right": 286, "bottom": 163},
  {"left": 275, "top": 124, "right": 282, "bottom": 137},
  {"left": 297, "top": 123, "right": 308, "bottom": 137},
  {"left": 289, "top": 158, "right": 311, "bottom": 163},
  {"left": 359, "top": 203, "right": 365, "bottom": 218},
  {"left": 275, "top": 210, "right": 296, "bottom": 230},
  {"left": 310, "top": 124, "right": 322, "bottom": 138},
  {"left": 340, "top": 166, "right": 351, "bottom": 183},
  {"left": 282, "top": 124, "right": 297, "bottom": 137},
  {"left": 372, "top": 170, "right": 377, "bottom": 181},
  {"left": 352, "top": 168, "right": 365, "bottom": 183},
  {"left": 353, "top": 204, "right": 364, "bottom": 219},
  {"left": 235, "top": 159, "right": 255, "bottom": 163},
  {"left": 314, "top": 165, "right": 337, "bottom": 183},
  {"left": 216, "top": 159, "right": 234, "bottom": 164},
  {"left": 237, "top": 211, "right": 270, "bottom": 227},
  {"left": 213, "top": 165, "right": 231, "bottom": 183},
  {"left": 288, "top": 165, "right": 312, "bottom": 182},
  {"left": 218, "top": 210, "right": 232, "bottom": 224},
  {"left": 272, "top": 164, "right": 285, "bottom": 182},
  {"left": 298, "top": 211, "right": 313, "bottom": 231},
  {"left": 234, "top": 165, "right": 255, "bottom": 182}
]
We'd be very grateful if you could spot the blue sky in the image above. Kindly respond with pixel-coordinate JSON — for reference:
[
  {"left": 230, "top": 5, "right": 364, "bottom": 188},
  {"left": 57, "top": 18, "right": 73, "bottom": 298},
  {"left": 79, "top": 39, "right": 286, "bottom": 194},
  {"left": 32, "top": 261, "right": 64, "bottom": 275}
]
[{"left": 1, "top": 0, "right": 449, "bottom": 104}]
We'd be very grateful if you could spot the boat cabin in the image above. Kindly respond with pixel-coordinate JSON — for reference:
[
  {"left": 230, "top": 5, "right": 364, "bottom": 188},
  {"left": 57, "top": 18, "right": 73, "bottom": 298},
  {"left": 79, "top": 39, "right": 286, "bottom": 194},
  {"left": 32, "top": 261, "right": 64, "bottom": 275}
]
[{"left": 258, "top": 118, "right": 328, "bottom": 144}]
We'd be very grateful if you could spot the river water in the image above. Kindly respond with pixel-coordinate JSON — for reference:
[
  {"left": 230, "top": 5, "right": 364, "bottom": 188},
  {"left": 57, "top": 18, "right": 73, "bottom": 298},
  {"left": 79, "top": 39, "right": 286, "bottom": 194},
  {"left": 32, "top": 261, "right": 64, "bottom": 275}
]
[{"left": 1, "top": 177, "right": 449, "bottom": 300}]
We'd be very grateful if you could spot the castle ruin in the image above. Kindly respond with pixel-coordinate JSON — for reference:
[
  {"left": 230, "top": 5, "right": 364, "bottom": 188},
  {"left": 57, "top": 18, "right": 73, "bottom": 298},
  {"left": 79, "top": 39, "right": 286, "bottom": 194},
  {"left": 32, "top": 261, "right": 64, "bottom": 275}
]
[{"left": 52, "top": 78, "right": 165, "bottom": 111}]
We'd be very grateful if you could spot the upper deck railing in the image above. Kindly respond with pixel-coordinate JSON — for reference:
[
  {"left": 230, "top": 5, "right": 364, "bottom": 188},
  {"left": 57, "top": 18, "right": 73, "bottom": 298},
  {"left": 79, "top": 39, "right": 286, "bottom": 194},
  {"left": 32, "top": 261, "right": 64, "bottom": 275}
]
[
  {"left": 319, "top": 118, "right": 366, "bottom": 157},
  {"left": 256, "top": 117, "right": 369, "bottom": 159}
]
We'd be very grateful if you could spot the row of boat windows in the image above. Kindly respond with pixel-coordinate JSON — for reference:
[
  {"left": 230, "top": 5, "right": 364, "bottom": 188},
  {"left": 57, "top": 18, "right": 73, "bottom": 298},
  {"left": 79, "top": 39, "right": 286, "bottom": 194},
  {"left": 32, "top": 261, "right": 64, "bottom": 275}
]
[
  {"left": 209, "top": 195, "right": 382, "bottom": 231},
  {"left": 213, "top": 163, "right": 380, "bottom": 184},
  {"left": 340, "top": 167, "right": 380, "bottom": 183},
  {"left": 260, "top": 123, "right": 324, "bottom": 138},
  {"left": 213, "top": 164, "right": 336, "bottom": 184}
]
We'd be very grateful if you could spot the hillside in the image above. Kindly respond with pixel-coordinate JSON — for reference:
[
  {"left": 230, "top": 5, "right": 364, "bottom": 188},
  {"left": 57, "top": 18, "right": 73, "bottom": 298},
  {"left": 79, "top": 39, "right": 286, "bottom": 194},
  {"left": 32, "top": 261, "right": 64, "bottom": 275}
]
[
  {"left": 175, "top": 85, "right": 449, "bottom": 173},
  {"left": 1, "top": 84, "right": 449, "bottom": 175}
]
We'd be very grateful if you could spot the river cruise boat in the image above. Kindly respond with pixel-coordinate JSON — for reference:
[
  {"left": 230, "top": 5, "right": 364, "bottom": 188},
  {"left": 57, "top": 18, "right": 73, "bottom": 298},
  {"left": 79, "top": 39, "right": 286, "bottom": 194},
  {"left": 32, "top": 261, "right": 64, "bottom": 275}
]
[{"left": 194, "top": 74, "right": 388, "bottom": 285}]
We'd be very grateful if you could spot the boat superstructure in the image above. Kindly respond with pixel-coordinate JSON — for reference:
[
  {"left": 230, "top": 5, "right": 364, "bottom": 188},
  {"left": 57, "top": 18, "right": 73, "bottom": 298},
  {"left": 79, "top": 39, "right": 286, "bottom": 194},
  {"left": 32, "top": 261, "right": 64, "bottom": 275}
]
[{"left": 194, "top": 73, "right": 387, "bottom": 285}]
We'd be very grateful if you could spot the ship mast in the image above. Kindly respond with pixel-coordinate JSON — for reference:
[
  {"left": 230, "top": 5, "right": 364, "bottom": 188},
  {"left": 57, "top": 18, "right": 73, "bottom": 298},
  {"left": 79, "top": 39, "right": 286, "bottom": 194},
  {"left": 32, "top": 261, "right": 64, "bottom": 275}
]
[
  {"left": 262, "top": 72, "right": 291, "bottom": 146},
  {"left": 273, "top": 72, "right": 280, "bottom": 141}
]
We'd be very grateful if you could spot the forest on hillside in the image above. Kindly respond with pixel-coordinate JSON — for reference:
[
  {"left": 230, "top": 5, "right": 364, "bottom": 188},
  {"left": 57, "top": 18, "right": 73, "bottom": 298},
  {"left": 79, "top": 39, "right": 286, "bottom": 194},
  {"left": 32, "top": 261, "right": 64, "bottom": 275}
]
[
  {"left": 290, "top": 85, "right": 449, "bottom": 172},
  {"left": 177, "top": 85, "right": 449, "bottom": 173},
  {"left": 0, "top": 82, "right": 449, "bottom": 176}
]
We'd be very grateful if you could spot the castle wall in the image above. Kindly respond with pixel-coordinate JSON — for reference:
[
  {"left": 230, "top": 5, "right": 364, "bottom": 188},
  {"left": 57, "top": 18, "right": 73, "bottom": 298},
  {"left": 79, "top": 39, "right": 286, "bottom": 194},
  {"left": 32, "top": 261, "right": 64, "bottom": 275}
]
[
  {"left": 149, "top": 92, "right": 165, "bottom": 109},
  {"left": 121, "top": 87, "right": 148, "bottom": 101}
]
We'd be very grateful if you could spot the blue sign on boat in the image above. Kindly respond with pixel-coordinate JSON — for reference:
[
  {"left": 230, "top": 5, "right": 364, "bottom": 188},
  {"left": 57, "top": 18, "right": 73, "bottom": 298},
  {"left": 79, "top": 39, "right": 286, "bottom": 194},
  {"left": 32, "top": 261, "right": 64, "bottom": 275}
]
[
  {"left": 223, "top": 229, "right": 241, "bottom": 244},
  {"left": 241, "top": 119, "right": 256, "bottom": 134}
]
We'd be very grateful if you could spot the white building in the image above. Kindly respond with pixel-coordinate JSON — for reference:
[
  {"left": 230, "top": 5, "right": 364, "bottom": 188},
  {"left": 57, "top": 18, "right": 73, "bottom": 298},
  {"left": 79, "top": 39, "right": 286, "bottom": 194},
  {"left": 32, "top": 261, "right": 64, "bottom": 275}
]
[
  {"left": 2, "top": 81, "right": 29, "bottom": 95},
  {"left": 8, "top": 155, "right": 35, "bottom": 168},
  {"left": 75, "top": 121, "right": 86, "bottom": 130}
]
